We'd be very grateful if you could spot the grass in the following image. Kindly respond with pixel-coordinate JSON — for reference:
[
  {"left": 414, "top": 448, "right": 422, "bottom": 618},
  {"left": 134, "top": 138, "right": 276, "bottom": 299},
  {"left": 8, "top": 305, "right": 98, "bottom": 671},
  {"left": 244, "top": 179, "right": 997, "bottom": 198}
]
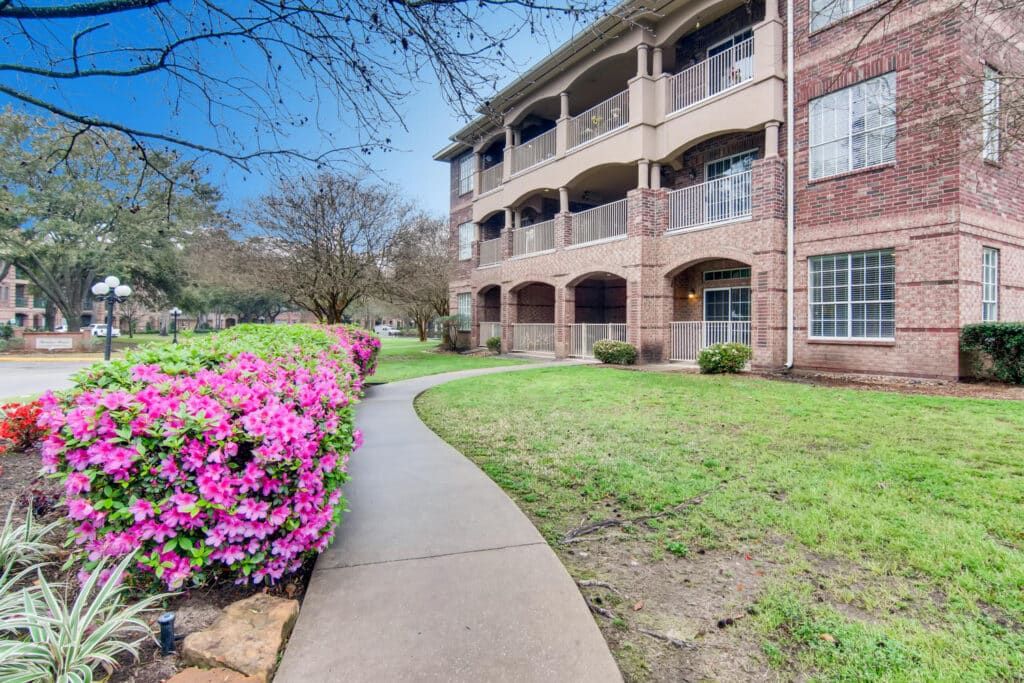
[
  {"left": 370, "top": 337, "right": 526, "bottom": 383},
  {"left": 416, "top": 366, "right": 1024, "bottom": 681}
]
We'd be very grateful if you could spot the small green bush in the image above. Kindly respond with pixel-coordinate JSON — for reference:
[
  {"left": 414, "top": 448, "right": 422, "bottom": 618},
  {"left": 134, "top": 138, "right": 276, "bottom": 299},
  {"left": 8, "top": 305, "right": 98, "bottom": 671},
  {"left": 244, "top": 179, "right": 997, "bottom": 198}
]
[
  {"left": 593, "top": 339, "right": 637, "bottom": 365},
  {"left": 486, "top": 336, "right": 502, "bottom": 353},
  {"left": 698, "top": 342, "right": 752, "bottom": 374},
  {"left": 960, "top": 323, "right": 1024, "bottom": 384}
]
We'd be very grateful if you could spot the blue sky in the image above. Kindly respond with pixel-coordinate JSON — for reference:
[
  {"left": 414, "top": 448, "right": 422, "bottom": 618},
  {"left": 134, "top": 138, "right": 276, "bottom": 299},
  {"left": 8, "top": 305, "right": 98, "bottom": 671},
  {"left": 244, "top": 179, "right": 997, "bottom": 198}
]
[{"left": 1, "top": 7, "right": 586, "bottom": 219}]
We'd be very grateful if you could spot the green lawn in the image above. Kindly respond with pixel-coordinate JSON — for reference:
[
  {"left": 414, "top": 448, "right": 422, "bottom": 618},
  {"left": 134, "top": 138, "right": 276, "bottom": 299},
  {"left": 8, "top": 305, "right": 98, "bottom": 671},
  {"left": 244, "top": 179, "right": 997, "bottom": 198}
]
[
  {"left": 370, "top": 337, "right": 526, "bottom": 383},
  {"left": 416, "top": 366, "right": 1024, "bottom": 681}
]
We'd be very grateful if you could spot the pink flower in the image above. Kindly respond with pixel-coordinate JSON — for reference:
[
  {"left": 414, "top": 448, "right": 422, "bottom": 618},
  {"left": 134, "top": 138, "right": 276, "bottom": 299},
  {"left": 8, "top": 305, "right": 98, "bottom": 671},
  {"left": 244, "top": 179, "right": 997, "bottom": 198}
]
[
  {"left": 67, "top": 498, "right": 95, "bottom": 521},
  {"left": 129, "top": 499, "right": 155, "bottom": 522}
]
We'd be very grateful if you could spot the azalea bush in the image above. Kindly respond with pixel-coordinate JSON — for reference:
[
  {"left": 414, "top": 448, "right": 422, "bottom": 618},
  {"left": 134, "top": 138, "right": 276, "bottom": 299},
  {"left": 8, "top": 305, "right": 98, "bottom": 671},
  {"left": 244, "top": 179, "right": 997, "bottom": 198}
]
[
  {"left": 593, "top": 340, "right": 638, "bottom": 365},
  {"left": 0, "top": 400, "right": 46, "bottom": 455},
  {"left": 37, "top": 324, "right": 379, "bottom": 590}
]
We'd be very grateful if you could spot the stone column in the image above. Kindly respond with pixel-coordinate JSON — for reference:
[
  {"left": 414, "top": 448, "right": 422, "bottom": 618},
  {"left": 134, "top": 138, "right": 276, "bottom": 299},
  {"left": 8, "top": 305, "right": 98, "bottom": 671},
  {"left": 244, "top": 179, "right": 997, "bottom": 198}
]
[
  {"left": 501, "top": 288, "right": 515, "bottom": 353},
  {"left": 560, "top": 92, "right": 570, "bottom": 119},
  {"left": 502, "top": 126, "right": 514, "bottom": 181},
  {"left": 556, "top": 92, "right": 570, "bottom": 156},
  {"left": 554, "top": 285, "right": 570, "bottom": 359},
  {"left": 503, "top": 207, "right": 515, "bottom": 259},
  {"left": 637, "top": 159, "right": 650, "bottom": 189},
  {"left": 764, "top": 121, "right": 781, "bottom": 159},
  {"left": 652, "top": 47, "right": 663, "bottom": 77},
  {"left": 636, "top": 43, "right": 650, "bottom": 78},
  {"left": 650, "top": 162, "right": 662, "bottom": 189},
  {"left": 559, "top": 186, "right": 569, "bottom": 213}
]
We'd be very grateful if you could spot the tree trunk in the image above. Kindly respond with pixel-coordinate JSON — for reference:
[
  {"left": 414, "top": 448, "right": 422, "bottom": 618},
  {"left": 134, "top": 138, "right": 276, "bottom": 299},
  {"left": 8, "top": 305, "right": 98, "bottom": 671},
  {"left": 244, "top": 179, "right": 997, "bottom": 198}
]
[{"left": 417, "top": 318, "right": 427, "bottom": 342}]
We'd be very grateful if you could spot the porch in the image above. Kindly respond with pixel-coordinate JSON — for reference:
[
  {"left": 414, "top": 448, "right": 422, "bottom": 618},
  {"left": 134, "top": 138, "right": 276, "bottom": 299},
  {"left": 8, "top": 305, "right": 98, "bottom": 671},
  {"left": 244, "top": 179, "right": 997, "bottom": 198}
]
[{"left": 668, "top": 259, "right": 753, "bottom": 362}]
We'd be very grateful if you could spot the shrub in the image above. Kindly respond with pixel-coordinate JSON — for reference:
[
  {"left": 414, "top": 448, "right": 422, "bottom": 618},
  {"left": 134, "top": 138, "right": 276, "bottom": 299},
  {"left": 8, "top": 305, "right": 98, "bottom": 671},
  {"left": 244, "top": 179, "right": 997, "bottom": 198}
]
[
  {"left": 960, "top": 323, "right": 1024, "bottom": 384},
  {"left": 0, "top": 400, "right": 46, "bottom": 455},
  {"left": 698, "top": 342, "right": 752, "bottom": 374},
  {"left": 593, "top": 340, "right": 638, "bottom": 365},
  {"left": 37, "top": 324, "right": 379, "bottom": 590},
  {"left": 486, "top": 336, "right": 502, "bottom": 353}
]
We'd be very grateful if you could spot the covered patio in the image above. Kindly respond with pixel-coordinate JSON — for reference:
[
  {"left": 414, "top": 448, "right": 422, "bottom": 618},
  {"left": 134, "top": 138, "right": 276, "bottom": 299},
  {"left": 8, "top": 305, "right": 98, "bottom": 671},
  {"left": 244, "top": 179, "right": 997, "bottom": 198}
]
[{"left": 668, "top": 258, "right": 752, "bottom": 361}]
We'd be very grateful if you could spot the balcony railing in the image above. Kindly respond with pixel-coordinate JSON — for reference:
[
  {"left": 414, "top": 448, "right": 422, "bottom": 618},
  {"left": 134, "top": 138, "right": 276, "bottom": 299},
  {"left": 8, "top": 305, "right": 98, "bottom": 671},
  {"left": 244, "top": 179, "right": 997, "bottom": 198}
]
[
  {"left": 571, "top": 198, "right": 628, "bottom": 245},
  {"left": 479, "top": 322, "right": 502, "bottom": 345},
  {"left": 666, "top": 37, "right": 754, "bottom": 115},
  {"left": 568, "top": 90, "right": 629, "bottom": 149},
  {"left": 512, "top": 323, "right": 555, "bottom": 353},
  {"left": 479, "top": 162, "right": 503, "bottom": 194},
  {"left": 14, "top": 295, "right": 29, "bottom": 308},
  {"left": 570, "top": 323, "right": 627, "bottom": 358},
  {"left": 667, "top": 170, "right": 752, "bottom": 232},
  {"left": 512, "top": 219, "right": 555, "bottom": 257},
  {"left": 511, "top": 128, "right": 556, "bottom": 174},
  {"left": 669, "top": 321, "right": 752, "bottom": 361},
  {"left": 479, "top": 237, "right": 502, "bottom": 266}
]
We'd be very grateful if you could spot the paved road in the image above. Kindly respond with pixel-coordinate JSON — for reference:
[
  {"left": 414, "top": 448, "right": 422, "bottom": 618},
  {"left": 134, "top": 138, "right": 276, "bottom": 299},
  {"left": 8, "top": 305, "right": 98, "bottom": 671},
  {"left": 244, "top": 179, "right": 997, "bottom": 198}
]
[
  {"left": 0, "top": 361, "right": 92, "bottom": 400},
  {"left": 276, "top": 364, "right": 621, "bottom": 683}
]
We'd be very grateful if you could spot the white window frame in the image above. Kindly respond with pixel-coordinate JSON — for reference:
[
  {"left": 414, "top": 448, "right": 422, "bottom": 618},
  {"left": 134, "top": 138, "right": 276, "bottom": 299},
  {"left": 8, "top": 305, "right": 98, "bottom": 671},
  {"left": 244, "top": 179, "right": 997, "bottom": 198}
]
[
  {"left": 982, "top": 65, "right": 1001, "bottom": 163},
  {"left": 457, "top": 154, "right": 475, "bottom": 196},
  {"left": 457, "top": 222, "right": 474, "bottom": 261},
  {"left": 809, "top": 72, "right": 896, "bottom": 181},
  {"left": 456, "top": 292, "right": 472, "bottom": 331},
  {"left": 808, "top": 249, "right": 896, "bottom": 341},
  {"left": 810, "top": 0, "right": 876, "bottom": 31},
  {"left": 704, "top": 148, "right": 759, "bottom": 181},
  {"left": 983, "top": 247, "right": 999, "bottom": 322}
]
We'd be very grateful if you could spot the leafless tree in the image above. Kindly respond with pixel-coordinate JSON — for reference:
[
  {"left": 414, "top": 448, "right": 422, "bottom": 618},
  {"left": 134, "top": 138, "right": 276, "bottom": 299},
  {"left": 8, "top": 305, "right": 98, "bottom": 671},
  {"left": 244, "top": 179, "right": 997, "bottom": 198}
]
[
  {"left": 388, "top": 215, "right": 452, "bottom": 341},
  {"left": 0, "top": 0, "right": 618, "bottom": 176},
  {"left": 251, "top": 173, "right": 412, "bottom": 323}
]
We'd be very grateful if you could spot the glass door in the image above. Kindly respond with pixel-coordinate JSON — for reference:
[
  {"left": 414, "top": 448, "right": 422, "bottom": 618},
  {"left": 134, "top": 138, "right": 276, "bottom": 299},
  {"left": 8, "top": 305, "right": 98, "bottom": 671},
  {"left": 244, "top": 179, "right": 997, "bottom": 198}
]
[
  {"left": 706, "top": 150, "right": 756, "bottom": 223},
  {"left": 707, "top": 28, "right": 754, "bottom": 96},
  {"left": 703, "top": 287, "right": 751, "bottom": 345}
]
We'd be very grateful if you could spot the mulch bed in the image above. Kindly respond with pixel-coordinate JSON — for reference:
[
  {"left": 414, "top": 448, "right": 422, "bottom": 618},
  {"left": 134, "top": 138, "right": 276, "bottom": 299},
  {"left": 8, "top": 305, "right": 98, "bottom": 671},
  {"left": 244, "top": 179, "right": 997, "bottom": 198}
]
[
  {"left": 0, "top": 448, "right": 315, "bottom": 683},
  {"left": 769, "top": 370, "right": 1024, "bottom": 400}
]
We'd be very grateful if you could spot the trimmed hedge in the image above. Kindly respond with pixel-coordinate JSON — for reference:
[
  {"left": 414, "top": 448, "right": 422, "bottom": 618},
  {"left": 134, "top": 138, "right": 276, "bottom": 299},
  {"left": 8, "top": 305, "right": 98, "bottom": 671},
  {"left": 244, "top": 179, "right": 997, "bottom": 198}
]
[
  {"left": 486, "top": 336, "right": 502, "bottom": 353},
  {"left": 960, "top": 323, "right": 1024, "bottom": 384},
  {"left": 593, "top": 340, "right": 638, "bottom": 365},
  {"left": 38, "top": 324, "right": 379, "bottom": 589},
  {"left": 698, "top": 342, "right": 752, "bottom": 374}
]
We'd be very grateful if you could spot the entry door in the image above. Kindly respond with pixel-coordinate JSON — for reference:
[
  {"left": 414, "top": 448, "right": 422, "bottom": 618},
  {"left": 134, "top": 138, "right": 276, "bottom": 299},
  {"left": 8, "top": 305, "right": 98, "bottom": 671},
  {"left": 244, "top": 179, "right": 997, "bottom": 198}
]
[{"left": 703, "top": 287, "right": 750, "bottom": 345}]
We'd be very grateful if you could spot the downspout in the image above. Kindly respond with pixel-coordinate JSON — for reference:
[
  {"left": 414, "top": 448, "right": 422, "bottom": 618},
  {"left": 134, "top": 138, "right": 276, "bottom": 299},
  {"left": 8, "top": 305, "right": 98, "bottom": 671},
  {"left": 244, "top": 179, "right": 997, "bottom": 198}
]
[{"left": 784, "top": 0, "right": 795, "bottom": 369}]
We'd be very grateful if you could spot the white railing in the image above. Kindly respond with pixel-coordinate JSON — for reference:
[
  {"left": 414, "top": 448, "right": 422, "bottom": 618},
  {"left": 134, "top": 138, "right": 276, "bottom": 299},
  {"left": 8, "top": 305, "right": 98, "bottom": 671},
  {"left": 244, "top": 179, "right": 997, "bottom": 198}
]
[
  {"left": 571, "top": 199, "right": 628, "bottom": 245},
  {"left": 512, "top": 323, "right": 555, "bottom": 353},
  {"left": 479, "top": 237, "right": 502, "bottom": 266},
  {"left": 511, "top": 128, "right": 557, "bottom": 174},
  {"left": 666, "top": 37, "right": 754, "bottom": 114},
  {"left": 570, "top": 323, "right": 627, "bottom": 358},
  {"left": 479, "top": 322, "right": 502, "bottom": 345},
  {"left": 512, "top": 219, "right": 555, "bottom": 257},
  {"left": 479, "top": 163, "right": 503, "bottom": 194},
  {"left": 669, "top": 321, "right": 752, "bottom": 361},
  {"left": 667, "top": 171, "right": 752, "bottom": 232},
  {"left": 568, "top": 90, "right": 629, "bottom": 149}
]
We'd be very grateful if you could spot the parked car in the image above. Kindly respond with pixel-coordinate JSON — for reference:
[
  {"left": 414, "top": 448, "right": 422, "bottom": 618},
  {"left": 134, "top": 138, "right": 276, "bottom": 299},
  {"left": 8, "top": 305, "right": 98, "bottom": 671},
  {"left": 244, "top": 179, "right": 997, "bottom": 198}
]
[
  {"left": 88, "top": 323, "right": 120, "bottom": 337},
  {"left": 373, "top": 324, "right": 400, "bottom": 337}
]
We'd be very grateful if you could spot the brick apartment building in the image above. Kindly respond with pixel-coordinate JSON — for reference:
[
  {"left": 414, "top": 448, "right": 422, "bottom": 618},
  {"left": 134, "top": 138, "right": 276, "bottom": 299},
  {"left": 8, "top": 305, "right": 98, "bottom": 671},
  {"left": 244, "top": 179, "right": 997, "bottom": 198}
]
[{"left": 435, "top": 0, "right": 1022, "bottom": 379}]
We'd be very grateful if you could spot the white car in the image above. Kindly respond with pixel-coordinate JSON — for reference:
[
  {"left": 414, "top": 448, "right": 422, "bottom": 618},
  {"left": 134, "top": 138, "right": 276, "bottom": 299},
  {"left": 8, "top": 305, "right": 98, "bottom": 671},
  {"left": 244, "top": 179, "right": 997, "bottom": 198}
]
[
  {"left": 88, "top": 323, "right": 120, "bottom": 337},
  {"left": 373, "top": 324, "right": 400, "bottom": 337}
]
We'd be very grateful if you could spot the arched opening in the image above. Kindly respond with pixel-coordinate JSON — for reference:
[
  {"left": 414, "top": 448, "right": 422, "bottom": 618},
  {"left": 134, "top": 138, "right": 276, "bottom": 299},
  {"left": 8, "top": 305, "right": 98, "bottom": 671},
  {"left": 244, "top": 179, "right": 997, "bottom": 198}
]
[
  {"left": 568, "top": 272, "right": 628, "bottom": 358},
  {"left": 476, "top": 285, "right": 502, "bottom": 346},
  {"left": 668, "top": 258, "right": 752, "bottom": 361},
  {"left": 510, "top": 282, "right": 555, "bottom": 354},
  {"left": 564, "top": 163, "right": 634, "bottom": 245},
  {"left": 509, "top": 191, "right": 560, "bottom": 257}
]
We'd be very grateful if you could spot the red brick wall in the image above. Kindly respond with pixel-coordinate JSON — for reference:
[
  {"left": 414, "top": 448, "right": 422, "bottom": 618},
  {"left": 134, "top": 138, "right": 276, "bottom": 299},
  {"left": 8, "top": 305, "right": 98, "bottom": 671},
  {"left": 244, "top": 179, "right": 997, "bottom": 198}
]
[{"left": 666, "top": 132, "right": 765, "bottom": 191}]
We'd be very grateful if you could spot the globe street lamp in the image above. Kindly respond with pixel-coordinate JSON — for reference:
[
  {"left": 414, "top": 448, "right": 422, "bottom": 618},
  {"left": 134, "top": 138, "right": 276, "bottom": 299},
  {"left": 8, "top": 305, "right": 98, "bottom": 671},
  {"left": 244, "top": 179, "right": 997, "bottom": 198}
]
[
  {"left": 91, "top": 275, "right": 131, "bottom": 361},
  {"left": 169, "top": 307, "right": 182, "bottom": 344}
]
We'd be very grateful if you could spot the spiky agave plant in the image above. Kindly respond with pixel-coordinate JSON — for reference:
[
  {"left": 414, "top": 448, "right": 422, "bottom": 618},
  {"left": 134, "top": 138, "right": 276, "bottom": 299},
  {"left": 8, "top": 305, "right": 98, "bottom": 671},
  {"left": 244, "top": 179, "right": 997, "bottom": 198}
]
[{"left": 0, "top": 554, "right": 171, "bottom": 683}]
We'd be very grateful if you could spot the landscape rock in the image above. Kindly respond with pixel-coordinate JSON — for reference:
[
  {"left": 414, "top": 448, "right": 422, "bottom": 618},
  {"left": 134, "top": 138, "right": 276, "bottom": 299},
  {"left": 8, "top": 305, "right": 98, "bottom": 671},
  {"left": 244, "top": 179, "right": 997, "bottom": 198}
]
[
  {"left": 181, "top": 594, "right": 299, "bottom": 683},
  {"left": 166, "top": 667, "right": 261, "bottom": 683}
]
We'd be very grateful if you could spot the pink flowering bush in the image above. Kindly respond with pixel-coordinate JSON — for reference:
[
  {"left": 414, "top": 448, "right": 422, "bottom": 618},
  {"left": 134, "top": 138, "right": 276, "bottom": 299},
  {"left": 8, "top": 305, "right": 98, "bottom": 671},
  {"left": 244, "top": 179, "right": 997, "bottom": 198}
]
[{"left": 37, "top": 324, "right": 378, "bottom": 590}]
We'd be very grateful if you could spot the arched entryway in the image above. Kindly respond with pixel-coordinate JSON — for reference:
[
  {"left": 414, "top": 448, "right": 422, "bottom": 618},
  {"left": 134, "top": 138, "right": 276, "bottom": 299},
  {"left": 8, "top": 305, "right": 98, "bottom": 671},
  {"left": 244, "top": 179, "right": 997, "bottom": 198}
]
[
  {"left": 476, "top": 285, "right": 501, "bottom": 347},
  {"left": 509, "top": 282, "right": 555, "bottom": 354},
  {"left": 667, "top": 258, "right": 752, "bottom": 361},
  {"left": 567, "top": 272, "right": 628, "bottom": 358}
]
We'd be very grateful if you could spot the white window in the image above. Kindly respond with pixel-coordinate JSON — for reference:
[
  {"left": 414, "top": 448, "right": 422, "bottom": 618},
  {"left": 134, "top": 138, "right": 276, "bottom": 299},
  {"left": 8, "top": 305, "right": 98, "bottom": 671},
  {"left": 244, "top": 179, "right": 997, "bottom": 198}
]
[
  {"left": 983, "top": 247, "right": 999, "bottom": 321},
  {"left": 457, "top": 154, "right": 475, "bottom": 196},
  {"left": 809, "top": 73, "right": 896, "bottom": 180},
  {"left": 456, "top": 292, "right": 472, "bottom": 331},
  {"left": 982, "top": 65, "right": 1001, "bottom": 163},
  {"left": 809, "top": 249, "right": 895, "bottom": 340},
  {"left": 457, "top": 222, "right": 474, "bottom": 261},
  {"left": 810, "top": 0, "right": 875, "bottom": 31}
]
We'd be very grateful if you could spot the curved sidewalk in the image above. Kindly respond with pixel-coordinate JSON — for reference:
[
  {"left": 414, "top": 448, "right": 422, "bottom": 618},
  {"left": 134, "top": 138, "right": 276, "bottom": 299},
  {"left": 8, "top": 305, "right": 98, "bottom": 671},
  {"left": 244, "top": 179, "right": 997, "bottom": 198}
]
[{"left": 276, "top": 365, "right": 621, "bottom": 683}]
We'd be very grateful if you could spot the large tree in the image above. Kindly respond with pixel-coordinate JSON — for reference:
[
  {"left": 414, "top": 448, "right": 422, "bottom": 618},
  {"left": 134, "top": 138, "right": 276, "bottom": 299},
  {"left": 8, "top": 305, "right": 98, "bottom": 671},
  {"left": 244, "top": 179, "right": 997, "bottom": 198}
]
[
  {"left": 0, "top": 111, "right": 222, "bottom": 331},
  {"left": 251, "top": 173, "right": 412, "bottom": 323},
  {"left": 388, "top": 216, "right": 452, "bottom": 341},
  {"left": 0, "top": 0, "right": 615, "bottom": 175}
]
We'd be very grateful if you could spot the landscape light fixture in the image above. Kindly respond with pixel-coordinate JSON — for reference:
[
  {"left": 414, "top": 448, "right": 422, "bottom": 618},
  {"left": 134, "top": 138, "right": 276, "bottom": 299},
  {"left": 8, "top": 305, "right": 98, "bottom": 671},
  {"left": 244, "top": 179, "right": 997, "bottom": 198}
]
[
  {"left": 169, "top": 307, "right": 182, "bottom": 344},
  {"left": 90, "top": 275, "right": 131, "bottom": 361}
]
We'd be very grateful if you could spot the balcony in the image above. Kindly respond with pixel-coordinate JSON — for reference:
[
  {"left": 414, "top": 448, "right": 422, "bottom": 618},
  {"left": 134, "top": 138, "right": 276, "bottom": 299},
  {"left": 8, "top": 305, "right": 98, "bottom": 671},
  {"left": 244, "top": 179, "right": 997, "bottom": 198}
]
[
  {"left": 479, "top": 163, "right": 503, "bottom": 194},
  {"left": 667, "top": 170, "right": 752, "bottom": 232},
  {"left": 665, "top": 37, "right": 754, "bottom": 115},
  {"left": 512, "top": 219, "right": 555, "bottom": 257},
  {"left": 479, "top": 237, "right": 502, "bottom": 266},
  {"left": 568, "top": 90, "right": 629, "bottom": 150},
  {"left": 511, "top": 128, "right": 556, "bottom": 174},
  {"left": 570, "top": 199, "right": 628, "bottom": 246},
  {"left": 14, "top": 295, "right": 29, "bottom": 308}
]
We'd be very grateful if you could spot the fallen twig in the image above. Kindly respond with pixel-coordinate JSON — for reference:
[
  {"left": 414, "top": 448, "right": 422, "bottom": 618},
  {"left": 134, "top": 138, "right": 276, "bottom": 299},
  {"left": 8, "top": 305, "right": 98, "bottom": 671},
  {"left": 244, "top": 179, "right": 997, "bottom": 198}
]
[
  {"left": 560, "top": 489, "right": 717, "bottom": 544},
  {"left": 576, "top": 579, "right": 623, "bottom": 595},
  {"left": 638, "top": 627, "right": 690, "bottom": 649},
  {"left": 582, "top": 594, "right": 616, "bottom": 620}
]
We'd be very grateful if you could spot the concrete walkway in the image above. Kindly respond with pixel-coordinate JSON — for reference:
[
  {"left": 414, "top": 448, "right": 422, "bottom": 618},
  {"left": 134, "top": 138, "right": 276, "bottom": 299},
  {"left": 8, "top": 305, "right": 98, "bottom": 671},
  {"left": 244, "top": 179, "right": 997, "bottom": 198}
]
[{"left": 276, "top": 365, "right": 621, "bottom": 683}]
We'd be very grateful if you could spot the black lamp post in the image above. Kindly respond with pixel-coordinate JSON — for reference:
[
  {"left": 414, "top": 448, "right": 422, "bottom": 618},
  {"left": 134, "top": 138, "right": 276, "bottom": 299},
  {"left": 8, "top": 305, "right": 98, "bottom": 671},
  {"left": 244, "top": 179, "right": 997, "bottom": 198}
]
[
  {"left": 90, "top": 276, "right": 131, "bottom": 361},
  {"left": 169, "top": 307, "right": 182, "bottom": 344}
]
